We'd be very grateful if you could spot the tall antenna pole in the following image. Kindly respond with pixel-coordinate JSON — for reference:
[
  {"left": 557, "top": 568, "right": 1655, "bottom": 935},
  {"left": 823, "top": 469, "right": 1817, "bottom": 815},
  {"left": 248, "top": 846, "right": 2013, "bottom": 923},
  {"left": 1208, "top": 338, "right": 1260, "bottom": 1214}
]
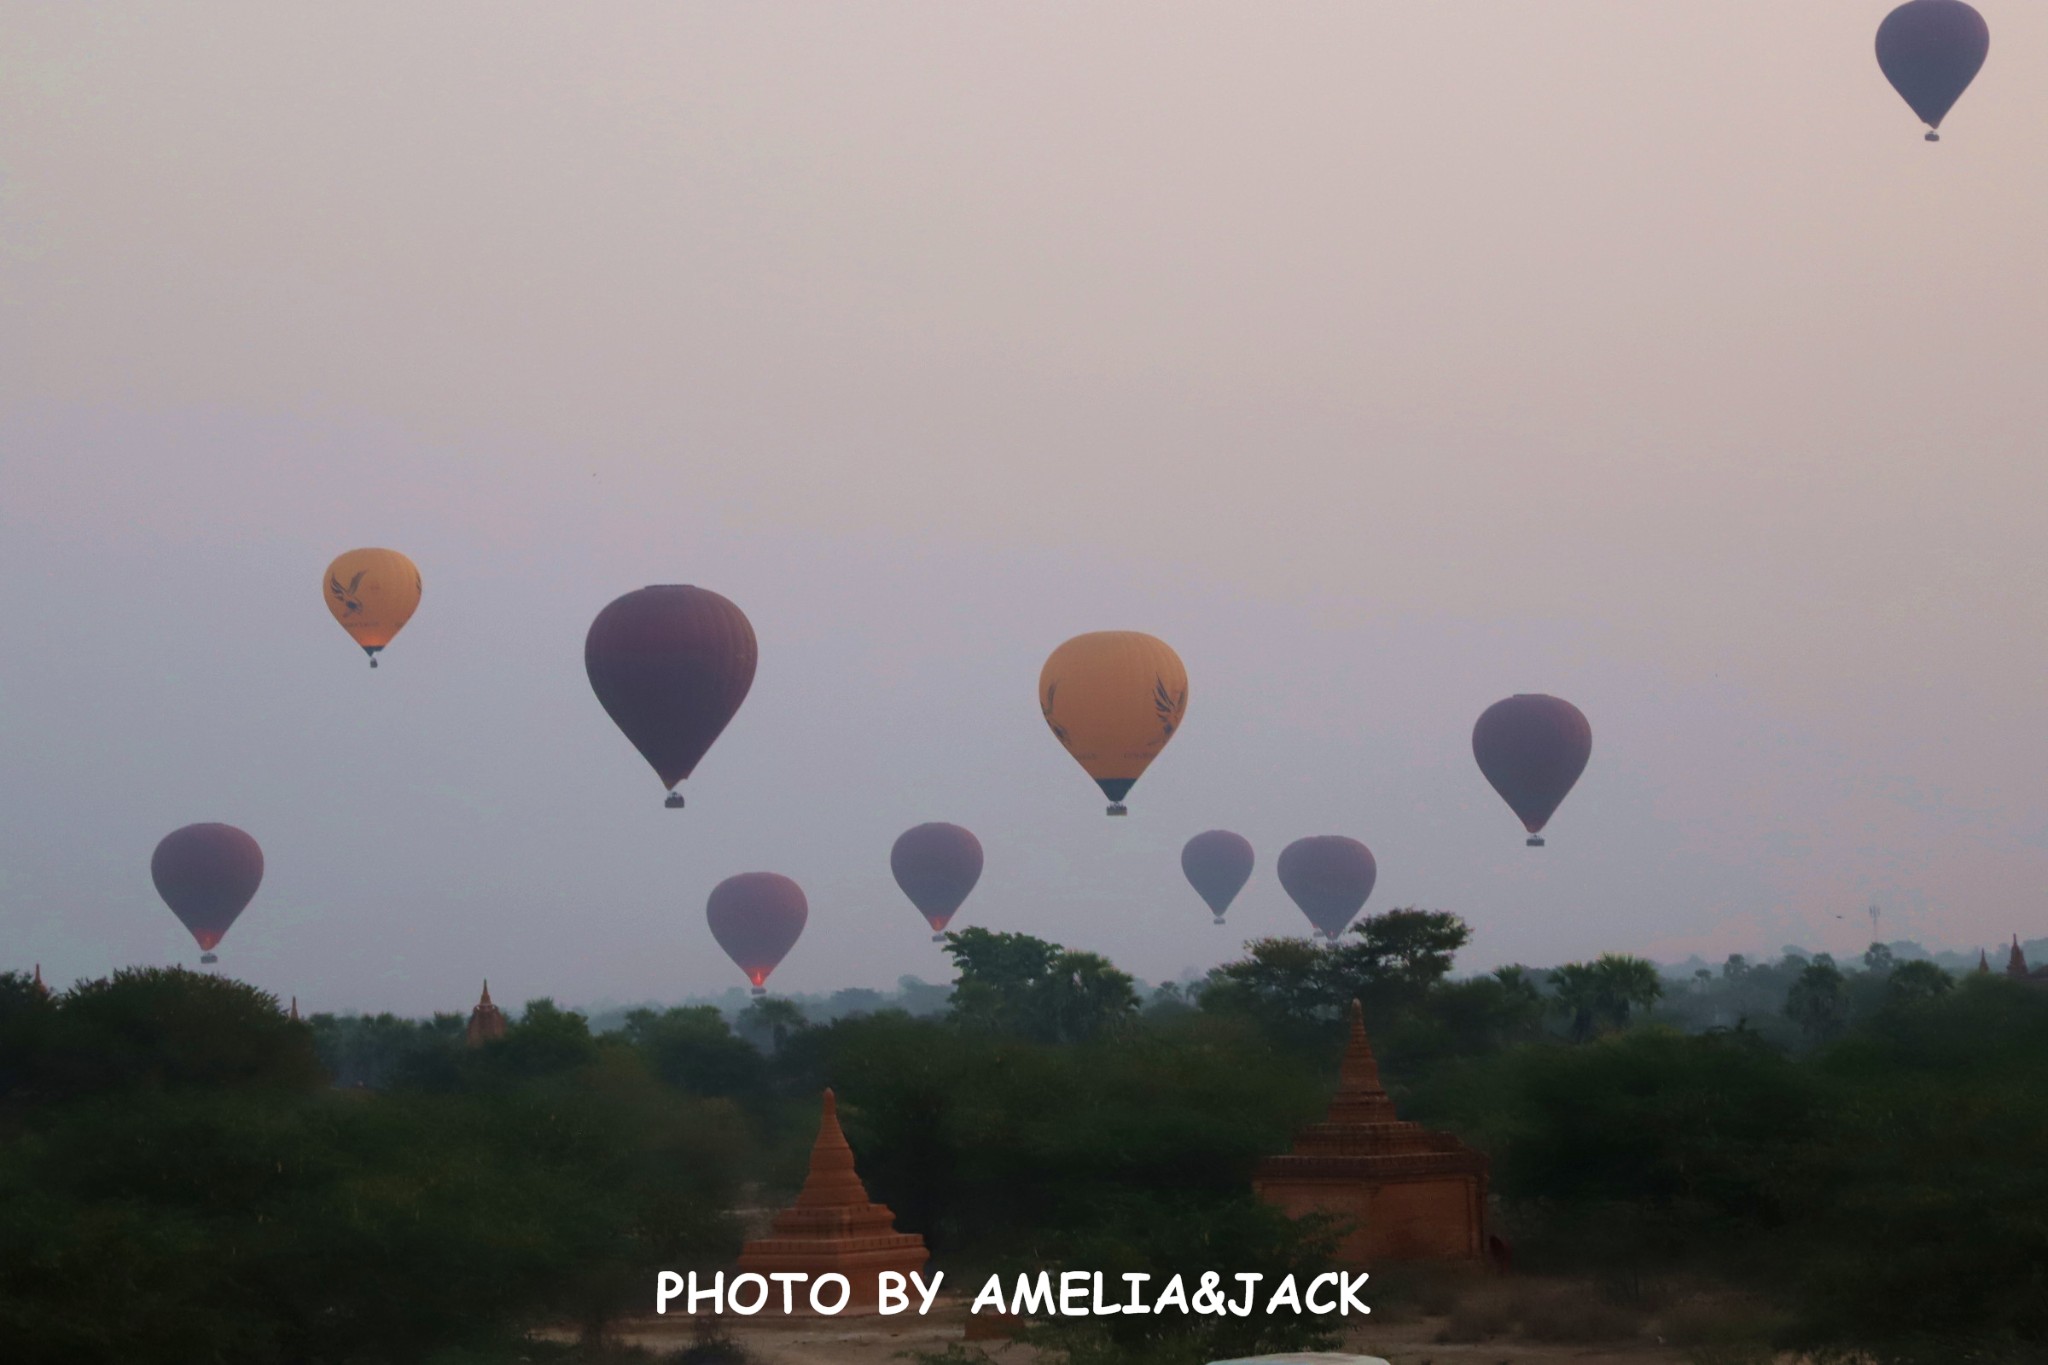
[{"left": 1869, "top": 904, "right": 1881, "bottom": 942}]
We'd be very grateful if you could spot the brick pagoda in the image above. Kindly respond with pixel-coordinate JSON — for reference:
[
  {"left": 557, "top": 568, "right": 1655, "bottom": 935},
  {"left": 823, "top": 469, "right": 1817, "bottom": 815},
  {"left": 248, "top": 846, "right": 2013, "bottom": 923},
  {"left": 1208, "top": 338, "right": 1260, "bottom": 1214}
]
[
  {"left": 1255, "top": 999, "right": 1489, "bottom": 1263},
  {"left": 466, "top": 980, "right": 508, "bottom": 1046},
  {"left": 734, "top": 1088, "right": 930, "bottom": 1312}
]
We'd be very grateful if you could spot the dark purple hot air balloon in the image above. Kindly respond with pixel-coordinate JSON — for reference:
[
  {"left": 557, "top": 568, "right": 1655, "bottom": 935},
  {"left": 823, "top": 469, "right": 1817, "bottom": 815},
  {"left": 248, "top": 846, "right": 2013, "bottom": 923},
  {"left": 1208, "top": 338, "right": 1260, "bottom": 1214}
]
[
  {"left": 707, "top": 872, "right": 807, "bottom": 994},
  {"left": 1473, "top": 694, "right": 1592, "bottom": 847},
  {"left": 1181, "top": 830, "right": 1254, "bottom": 925},
  {"left": 1876, "top": 0, "right": 1989, "bottom": 141},
  {"left": 891, "top": 823, "right": 984, "bottom": 942},
  {"left": 1276, "top": 836, "right": 1376, "bottom": 942},
  {"left": 151, "top": 823, "right": 264, "bottom": 964},
  {"left": 585, "top": 586, "right": 757, "bottom": 808}
]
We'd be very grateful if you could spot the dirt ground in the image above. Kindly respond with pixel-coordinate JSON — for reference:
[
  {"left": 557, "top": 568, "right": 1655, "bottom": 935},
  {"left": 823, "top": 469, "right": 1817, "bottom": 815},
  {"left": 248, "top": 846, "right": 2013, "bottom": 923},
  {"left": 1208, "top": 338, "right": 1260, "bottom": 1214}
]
[{"left": 601, "top": 1297, "right": 1706, "bottom": 1365}]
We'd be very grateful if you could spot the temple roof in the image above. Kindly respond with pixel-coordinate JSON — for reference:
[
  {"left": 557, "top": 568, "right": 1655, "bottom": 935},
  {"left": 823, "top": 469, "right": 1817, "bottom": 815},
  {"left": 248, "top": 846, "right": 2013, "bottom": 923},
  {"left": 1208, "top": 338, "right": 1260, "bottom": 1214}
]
[
  {"left": 737, "top": 1089, "right": 929, "bottom": 1276},
  {"left": 1256, "top": 999, "right": 1488, "bottom": 1180},
  {"left": 794, "top": 1089, "right": 872, "bottom": 1208},
  {"left": 466, "top": 979, "right": 509, "bottom": 1046}
]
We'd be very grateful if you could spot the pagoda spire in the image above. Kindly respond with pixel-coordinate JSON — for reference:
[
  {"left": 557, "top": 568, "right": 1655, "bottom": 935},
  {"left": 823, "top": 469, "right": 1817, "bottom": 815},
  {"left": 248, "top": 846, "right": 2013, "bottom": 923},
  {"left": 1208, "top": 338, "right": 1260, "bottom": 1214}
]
[
  {"left": 1326, "top": 999, "right": 1399, "bottom": 1125},
  {"left": 466, "top": 978, "right": 508, "bottom": 1046},
  {"left": 794, "top": 1089, "right": 875, "bottom": 1208},
  {"left": 31, "top": 964, "right": 49, "bottom": 999},
  {"left": 289, "top": 996, "right": 300, "bottom": 1021},
  {"left": 733, "top": 1088, "right": 931, "bottom": 1312},
  {"left": 1978, "top": 948, "right": 1991, "bottom": 974},
  {"left": 2007, "top": 936, "right": 2029, "bottom": 979},
  {"left": 1254, "top": 996, "right": 1490, "bottom": 1264}
]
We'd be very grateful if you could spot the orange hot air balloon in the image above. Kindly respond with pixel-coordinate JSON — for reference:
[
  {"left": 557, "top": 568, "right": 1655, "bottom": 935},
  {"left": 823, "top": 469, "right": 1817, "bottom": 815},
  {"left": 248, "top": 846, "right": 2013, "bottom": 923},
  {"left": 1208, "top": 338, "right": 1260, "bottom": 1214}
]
[
  {"left": 1039, "top": 631, "right": 1188, "bottom": 815},
  {"left": 323, "top": 549, "right": 422, "bottom": 668}
]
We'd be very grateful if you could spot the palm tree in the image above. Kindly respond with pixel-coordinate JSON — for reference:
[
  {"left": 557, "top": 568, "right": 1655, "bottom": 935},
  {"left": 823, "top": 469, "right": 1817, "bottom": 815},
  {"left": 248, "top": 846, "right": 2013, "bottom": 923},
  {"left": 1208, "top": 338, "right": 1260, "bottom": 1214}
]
[{"left": 1548, "top": 954, "right": 1663, "bottom": 1041}]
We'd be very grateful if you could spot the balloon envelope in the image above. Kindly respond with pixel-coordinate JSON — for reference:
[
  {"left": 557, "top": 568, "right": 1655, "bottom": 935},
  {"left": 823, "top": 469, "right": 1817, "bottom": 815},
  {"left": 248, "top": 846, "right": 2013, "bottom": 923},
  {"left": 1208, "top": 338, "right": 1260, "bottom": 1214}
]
[
  {"left": 151, "top": 823, "right": 264, "bottom": 953},
  {"left": 585, "top": 586, "right": 757, "bottom": 795},
  {"left": 891, "top": 823, "right": 984, "bottom": 936},
  {"left": 323, "top": 548, "right": 421, "bottom": 665},
  {"left": 1472, "top": 694, "right": 1592, "bottom": 841},
  {"left": 1181, "top": 830, "right": 1254, "bottom": 923},
  {"left": 1038, "top": 631, "right": 1188, "bottom": 811},
  {"left": 1876, "top": 0, "right": 1989, "bottom": 132},
  {"left": 1277, "top": 836, "right": 1376, "bottom": 941},
  {"left": 706, "top": 872, "right": 807, "bottom": 989}
]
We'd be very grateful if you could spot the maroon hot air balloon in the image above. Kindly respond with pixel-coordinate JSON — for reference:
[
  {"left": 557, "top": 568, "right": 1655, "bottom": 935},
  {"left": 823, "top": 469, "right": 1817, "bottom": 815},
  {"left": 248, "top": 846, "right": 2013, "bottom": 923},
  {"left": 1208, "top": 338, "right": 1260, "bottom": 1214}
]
[
  {"left": 151, "top": 823, "right": 264, "bottom": 964},
  {"left": 706, "top": 872, "right": 807, "bottom": 994},
  {"left": 1276, "top": 836, "right": 1376, "bottom": 942},
  {"left": 1472, "top": 694, "right": 1592, "bottom": 847},
  {"left": 585, "top": 586, "right": 757, "bottom": 808},
  {"left": 891, "top": 823, "right": 984, "bottom": 942},
  {"left": 1181, "top": 830, "right": 1254, "bottom": 926},
  {"left": 1876, "top": 0, "right": 1989, "bottom": 141}
]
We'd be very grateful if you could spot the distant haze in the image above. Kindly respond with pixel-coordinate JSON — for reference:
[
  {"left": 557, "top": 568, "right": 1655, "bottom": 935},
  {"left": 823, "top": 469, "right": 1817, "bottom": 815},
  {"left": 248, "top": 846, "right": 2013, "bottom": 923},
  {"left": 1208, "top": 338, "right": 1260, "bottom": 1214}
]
[{"left": 4, "top": 4, "right": 2046, "bottom": 1013}]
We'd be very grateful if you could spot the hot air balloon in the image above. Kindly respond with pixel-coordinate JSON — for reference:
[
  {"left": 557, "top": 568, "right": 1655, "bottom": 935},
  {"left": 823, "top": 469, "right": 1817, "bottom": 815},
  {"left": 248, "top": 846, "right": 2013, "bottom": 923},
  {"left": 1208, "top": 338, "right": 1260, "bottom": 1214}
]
[
  {"left": 1876, "top": 0, "right": 1989, "bottom": 141},
  {"left": 1039, "top": 631, "right": 1187, "bottom": 815},
  {"left": 323, "top": 548, "right": 421, "bottom": 668},
  {"left": 151, "top": 823, "right": 264, "bottom": 964},
  {"left": 891, "top": 823, "right": 984, "bottom": 942},
  {"left": 585, "top": 586, "right": 757, "bottom": 808},
  {"left": 1277, "top": 836, "right": 1376, "bottom": 943},
  {"left": 707, "top": 872, "right": 807, "bottom": 995},
  {"left": 1181, "top": 830, "right": 1253, "bottom": 925},
  {"left": 1472, "top": 694, "right": 1592, "bottom": 847}
]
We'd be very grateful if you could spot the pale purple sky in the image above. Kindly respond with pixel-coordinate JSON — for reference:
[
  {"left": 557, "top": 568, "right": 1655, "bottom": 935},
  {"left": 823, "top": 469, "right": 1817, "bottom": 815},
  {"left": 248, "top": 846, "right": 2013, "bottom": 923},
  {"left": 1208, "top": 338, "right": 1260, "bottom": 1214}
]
[{"left": 4, "top": 4, "right": 2046, "bottom": 1013}]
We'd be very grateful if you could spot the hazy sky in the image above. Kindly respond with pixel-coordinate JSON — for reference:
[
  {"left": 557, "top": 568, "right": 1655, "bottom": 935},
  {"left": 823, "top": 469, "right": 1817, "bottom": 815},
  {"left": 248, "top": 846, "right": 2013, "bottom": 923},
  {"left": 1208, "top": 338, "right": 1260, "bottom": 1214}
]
[{"left": 5, "top": 4, "right": 2047, "bottom": 1014}]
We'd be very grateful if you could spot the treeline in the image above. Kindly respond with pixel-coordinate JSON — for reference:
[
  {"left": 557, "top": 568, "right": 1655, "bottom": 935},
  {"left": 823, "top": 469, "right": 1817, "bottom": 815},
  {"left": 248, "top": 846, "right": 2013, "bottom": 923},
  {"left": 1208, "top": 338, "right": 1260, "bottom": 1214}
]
[
  {"left": 0, "top": 970, "right": 749, "bottom": 1364},
  {"left": 4, "top": 916, "right": 2046, "bottom": 1364}
]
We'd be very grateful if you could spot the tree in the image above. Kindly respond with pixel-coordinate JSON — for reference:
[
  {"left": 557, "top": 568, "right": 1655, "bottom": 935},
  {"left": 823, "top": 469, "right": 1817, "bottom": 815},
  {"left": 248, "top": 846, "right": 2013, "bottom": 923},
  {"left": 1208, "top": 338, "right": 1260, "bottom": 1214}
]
[
  {"left": 0, "top": 967, "right": 747, "bottom": 1362},
  {"left": 1198, "top": 910, "right": 1473, "bottom": 1047},
  {"left": 1326, "top": 908, "right": 1472, "bottom": 1014},
  {"left": 1784, "top": 958, "right": 1848, "bottom": 1041},
  {"left": 1863, "top": 941, "right": 1896, "bottom": 974},
  {"left": 943, "top": 927, "right": 1137, "bottom": 1044},
  {"left": 1549, "top": 955, "right": 1664, "bottom": 1042},
  {"left": 826, "top": 987, "right": 886, "bottom": 1018},
  {"left": 1886, "top": 959, "right": 1953, "bottom": 1004},
  {"left": 481, "top": 998, "right": 599, "bottom": 1077},
  {"left": 893, "top": 975, "right": 953, "bottom": 1016},
  {"left": 736, "top": 996, "right": 809, "bottom": 1054},
  {"left": 0, "top": 969, "right": 60, "bottom": 1100},
  {"left": 307, "top": 1011, "right": 464, "bottom": 1090},
  {"left": 35, "top": 967, "right": 322, "bottom": 1096},
  {"left": 1196, "top": 935, "right": 1335, "bottom": 1041},
  {"left": 619, "top": 1005, "right": 763, "bottom": 1097}
]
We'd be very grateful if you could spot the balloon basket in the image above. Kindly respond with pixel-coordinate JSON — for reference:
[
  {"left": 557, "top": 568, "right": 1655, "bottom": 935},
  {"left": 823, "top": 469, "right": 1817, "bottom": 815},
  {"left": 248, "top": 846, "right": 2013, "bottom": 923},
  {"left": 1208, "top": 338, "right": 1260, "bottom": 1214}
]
[
  {"left": 1526, "top": 835, "right": 1546, "bottom": 847},
  {"left": 750, "top": 986, "right": 767, "bottom": 997},
  {"left": 200, "top": 953, "right": 218, "bottom": 964},
  {"left": 368, "top": 657, "right": 379, "bottom": 668},
  {"left": 1926, "top": 131, "right": 1940, "bottom": 142},
  {"left": 1213, "top": 916, "right": 1226, "bottom": 926},
  {"left": 932, "top": 932, "right": 945, "bottom": 943},
  {"left": 1106, "top": 803, "right": 1128, "bottom": 817},
  {"left": 664, "top": 793, "right": 686, "bottom": 809}
]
